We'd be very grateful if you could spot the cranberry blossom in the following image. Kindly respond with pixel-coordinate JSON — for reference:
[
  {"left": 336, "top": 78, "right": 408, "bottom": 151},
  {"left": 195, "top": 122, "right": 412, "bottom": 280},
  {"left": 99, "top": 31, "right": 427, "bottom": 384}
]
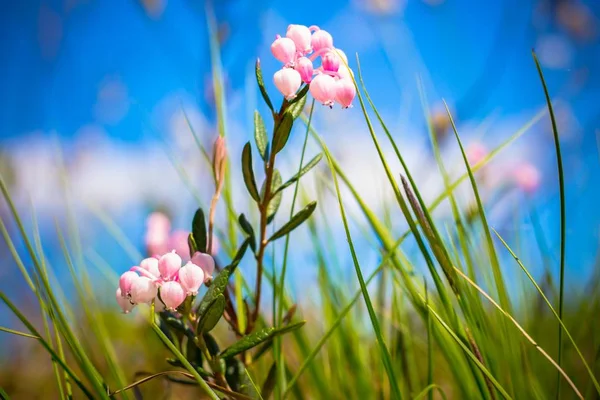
[
  {"left": 270, "top": 24, "right": 356, "bottom": 108},
  {"left": 116, "top": 250, "right": 215, "bottom": 313}
]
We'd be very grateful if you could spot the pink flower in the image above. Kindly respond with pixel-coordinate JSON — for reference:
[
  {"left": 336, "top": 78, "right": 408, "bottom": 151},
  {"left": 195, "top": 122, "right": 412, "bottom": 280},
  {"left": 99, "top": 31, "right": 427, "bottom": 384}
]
[
  {"left": 139, "top": 257, "right": 160, "bottom": 279},
  {"left": 158, "top": 251, "right": 182, "bottom": 281},
  {"left": 191, "top": 252, "right": 215, "bottom": 282},
  {"left": 169, "top": 230, "right": 191, "bottom": 259},
  {"left": 146, "top": 212, "right": 170, "bottom": 231},
  {"left": 311, "top": 29, "right": 333, "bottom": 53},
  {"left": 178, "top": 262, "right": 205, "bottom": 295},
  {"left": 338, "top": 64, "right": 353, "bottom": 80},
  {"left": 335, "top": 78, "right": 356, "bottom": 108},
  {"left": 274, "top": 68, "right": 302, "bottom": 100},
  {"left": 130, "top": 276, "right": 158, "bottom": 304},
  {"left": 286, "top": 24, "right": 312, "bottom": 54},
  {"left": 466, "top": 143, "right": 488, "bottom": 166},
  {"left": 116, "top": 288, "right": 135, "bottom": 313},
  {"left": 271, "top": 36, "right": 296, "bottom": 65},
  {"left": 295, "top": 57, "right": 314, "bottom": 83},
  {"left": 160, "top": 281, "right": 186, "bottom": 310},
  {"left": 119, "top": 271, "right": 139, "bottom": 297},
  {"left": 334, "top": 48, "right": 348, "bottom": 64},
  {"left": 322, "top": 51, "right": 340, "bottom": 72},
  {"left": 514, "top": 163, "right": 541, "bottom": 193},
  {"left": 310, "top": 74, "right": 337, "bottom": 106}
]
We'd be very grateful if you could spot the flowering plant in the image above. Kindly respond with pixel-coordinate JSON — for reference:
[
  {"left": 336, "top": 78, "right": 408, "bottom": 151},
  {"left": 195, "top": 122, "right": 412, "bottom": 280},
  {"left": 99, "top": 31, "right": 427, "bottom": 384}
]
[{"left": 114, "top": 23, "right": 356, "bottom": 399}]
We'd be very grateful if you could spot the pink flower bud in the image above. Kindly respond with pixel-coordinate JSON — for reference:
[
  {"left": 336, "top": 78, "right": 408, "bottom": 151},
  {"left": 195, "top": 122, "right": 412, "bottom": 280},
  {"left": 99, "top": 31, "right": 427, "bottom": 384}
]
[
  {"left": 311, "top": 29, "right": 333, "bottom": 53},
  {"left": 119, "top": 271, "right": 139, "bottom": 297},
  {"left": 286, "top": 24, "right": 312, "bottom": 54},
  {"left": 335, "top": 78, "right": 356, "bottom": 108},
  {"left": 310, "top": 74, "right": 337, "bottom": 106},
  {"left": 466, "top": 143, "right": 488, "bottom": 166},
  {"left": 334, "top": 48, "right": 348, "bottom": 64},
  {"left": 145, "top": 227, "right": 169, "bottom": 257},
  {"left": 338, "top": 64, "right": 354, "bottom": 80},
  {"left": 158, "top": 251, "right": 182, "bottom": 281},
  {"left": 191, "top": 252, "right": 215, "bottom": 282},
  {"left": 130, "top": 276, "right": 158, "bottom": 304},
  {"left": 160, "top": 281, "right": 186, "bottom": 311},
  {"left": 146, "top": 212, "right": 170, "bottom": 231},
  {"left": 169, "top": 230, "right": 191, "bottom": 260},
  {"left": 274, "top": 68, "right": 302, "bottom": 100},
  {"left": 178, "top": 262, "right": 205, "bottom": 295},
  {"left": 116, "top": 288, "right": 135, "bottom": 313},
  {"left": 294, "top": 57, "right": 314, "bottom": 83},
  {"left": 139, "top": 257, "right": 160, "bottom": 279},
  {"left": 322, "top": 51, "right": 340, "bottom": 72},
  {"left": 271, "top": 36, "right": 296, "bottom": 64},
  {"left": 514, "top": 163, "right": 541, "bottom": 193}
]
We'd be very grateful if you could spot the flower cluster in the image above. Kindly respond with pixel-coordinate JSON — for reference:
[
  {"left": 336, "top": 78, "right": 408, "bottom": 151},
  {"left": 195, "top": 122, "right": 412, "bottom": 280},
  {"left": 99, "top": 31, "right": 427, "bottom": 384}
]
[
  {"left": 116, "top": 250, "right": 215, "bottom": 313},
  {"left": 271, "top": 24, "right": 356, "bottom": 108}
]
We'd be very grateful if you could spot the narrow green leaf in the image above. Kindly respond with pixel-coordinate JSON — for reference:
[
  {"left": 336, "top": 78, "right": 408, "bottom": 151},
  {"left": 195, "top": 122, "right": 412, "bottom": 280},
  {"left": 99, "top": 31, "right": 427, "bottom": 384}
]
[
  {"left": 287, "top": 85, "right": 309, "bottom": 118},
  {"left": 242, "top": 142, "right": 261, "bottom": 202},
  {"left": 272, "top": 112, "right": 294, "bottom": 155},
  {"left": 268, "top": 201, "right": 317, "bottom": 242},
  {"left": 220, "top": 321, "right": 306, "bottom": 359},
  {"left": 254, "top": 111, "right": 268, "bottom": 161},
  {"left": 261, "top": 169, "right": 283, "bottom": 223},
  {"left": 262, "top": 363, "right": 277, "bottom": 400},
  {"left": 238, "top": 213, "right": 256, "bottom": 252},
  {"left": 188, "top": 233, "right": 198, "bottom": 255},
  {"left": 203, "top": 333, "right": 221, "bottom": 356},
  {"left": 255, "top": 59, "right": 274, "bottom": 112},
  {"left": 197, "top": 294, "right": 225, "bottom": 333},
  {"left": 192, "top": 208, "right": 207, "bottom": 254},
  {"left": 186, "top": 336, "right": 203, "bottom": 367},
  {"left": 195, "top": 240, "right": 250, "bottom": 318},
  {"left": 275, "top": 153, "right": 323, "bottom": 195},
  {"left": 533, "top": 51, "right": 567, "bottom": 399}
]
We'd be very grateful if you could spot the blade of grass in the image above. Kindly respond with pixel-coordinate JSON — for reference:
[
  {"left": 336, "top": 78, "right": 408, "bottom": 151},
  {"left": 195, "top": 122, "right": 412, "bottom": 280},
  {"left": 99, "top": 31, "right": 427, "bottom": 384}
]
[
  {"left": 493, "top": 229, "right": 600, "bottom": 395},
  {"left": 322, "top": 139, "right": 402, "bottom": 399},
  {"left": 532, "top": 51, "right": 567, "bottom": 399},
  {"left": 453, "top": 267, "right": 583, "bottom": 399}
]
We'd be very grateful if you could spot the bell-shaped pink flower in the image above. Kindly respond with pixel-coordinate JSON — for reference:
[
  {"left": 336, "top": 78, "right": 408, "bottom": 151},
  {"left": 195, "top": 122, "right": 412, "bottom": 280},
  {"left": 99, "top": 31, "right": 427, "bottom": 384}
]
[
  {"left": 116, "top": 288, "right": 135, "bottom": 313},
  {"left": 311, "top": 29, "right": 333, "bottom": 53},
  {"left": 466, "top": 143, "right": 488, "bottom": 166},
  {"left": 310, "top": 74, "right": 337, "bottom": 107},
  {"left": 334, "top": 48, "right": 348, "bottom": 64},
  {"left": 130, "top": 276, "right": 158, "bottom": 304},
  {"left": 295, "top": 57, "right": 314, "bottom": 83},
  {"left": 335, "top": 78, "right": 356, "bottom": 108},
  {"left": 286, "top": 24, "right": 312, "bottom": 54},
  {"left": 191, "top": 252, "right": 215, "bottom": 282},
  {"left": 139, "top": 257, "right": 160, "bottom": 279},
  {"left": 158, "top": 251, "right": 182, "bottom": 281},
  {"left": 145, "top": 212, "right": 170, "bottom": 256},
  {"left": 338, "top": 64, "right": 354, "bottom": 80},
  {"left": 274, "top": 68, "right": 302, "bottom": 100},
  {"left": 178, "top": 262, "right": 205, "bottom": 295},
  {"left": 169, "top": 230, "right": 191, "bottom": 260},
  {"left": 160, "top": 281, "right": 186, "bottom": 310},
  {"left": 514, "top": 163, "right": 541, "bottom": 193},
  {"left": 146, "top": 212, "right": 170, "bottom": 231},
  {"left": 322, "top": 51, "right": 340, "bottom": 72},
  {"left": 271, "top": 36, "right": 296, "bottom": 65},
  {"left": 119, "top": 271, "right": 139, "bottom": 297}
]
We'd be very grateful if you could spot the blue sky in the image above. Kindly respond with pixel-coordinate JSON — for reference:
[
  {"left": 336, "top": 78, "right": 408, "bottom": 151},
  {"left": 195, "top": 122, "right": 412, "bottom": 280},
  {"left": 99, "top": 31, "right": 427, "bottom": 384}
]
[{"left": 0, "top": 0, "right": 599, "bottom": 303}]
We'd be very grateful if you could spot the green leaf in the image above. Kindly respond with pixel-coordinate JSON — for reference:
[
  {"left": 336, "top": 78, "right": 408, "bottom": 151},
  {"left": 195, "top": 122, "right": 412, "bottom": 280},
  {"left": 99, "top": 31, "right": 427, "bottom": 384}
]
[
  {"left": 272, "top": 112, "right": 293, "bottom": 155},
  {"left": 192, "top": 208, "right": 207, "bottom": 253},
  {"left": 224, "top": 358, "right": 259, "bottom": 398},
  {"left": 238, "top": 213, "right": 256, "bottom": 252},
  {"left": 268, "top": 202, "right": 317, "bottom": 242},
  {"left": 195, "top": 240, "right": 250, "bottom": 319},
  {"left": 186, "top": 336, "right": 203, "bottom": 367},
  {"left": 254, "top": 111, "right": 268, "bottom": 161},
  {"left": 197, "top": 294, "right": 225, "bottom": 333},
  {"left": 255, "top": 59, "right": 274, "bottom": 112},
  {"left": 188, "top": 233, "right": 197, "bottom": 255},
  {"left": 275, "top": 153, "right": 322, "bottom": 195},
  {"left": 219, "top": 321, "right": 306, "bottom": 360},
  {"left": 287, "top": 86, "right": 309, "bottom": 119},
  {"left": 266, "top": 169, "right": 283, "bottom": 223},
  {"left": 261, "top": 363, "right": 277, "bottom": 400},
  {"left": 203, "top": 333, "right": 221, "bottom": 357},
  {"left": 242, "top": 142, "right": 261, "bottom": 202}
]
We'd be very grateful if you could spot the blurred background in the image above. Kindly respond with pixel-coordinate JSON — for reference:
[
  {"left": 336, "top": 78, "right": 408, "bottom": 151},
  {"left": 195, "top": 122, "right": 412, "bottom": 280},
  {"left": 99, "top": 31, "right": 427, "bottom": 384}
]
[{"left": 0, "top": 0, "right": 599, "bottom": 397}]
